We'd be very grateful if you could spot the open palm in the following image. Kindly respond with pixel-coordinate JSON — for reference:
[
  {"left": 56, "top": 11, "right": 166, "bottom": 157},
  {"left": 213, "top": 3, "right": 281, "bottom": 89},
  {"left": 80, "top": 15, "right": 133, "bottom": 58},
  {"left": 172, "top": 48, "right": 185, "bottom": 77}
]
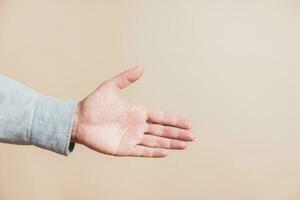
[{"left": 72, "top": 66, "right": 195, "bottom": 157}]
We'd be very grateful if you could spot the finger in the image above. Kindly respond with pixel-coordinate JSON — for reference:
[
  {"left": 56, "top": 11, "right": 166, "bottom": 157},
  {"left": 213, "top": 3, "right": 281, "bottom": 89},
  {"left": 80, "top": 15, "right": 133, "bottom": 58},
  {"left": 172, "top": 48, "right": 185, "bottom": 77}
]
[
  {"left": 129, "top": 145, "right": 168, "bottom": 158},
  {"left": 147, "top": 108, "right": 192, "bottom": 130},
  {"left": 146, "top": 124, "right": 195, "bottom": 141},
  {"left": 109, "top": 65, "right": 144, "bottom": 90},
  {"left": 140, "top": 135, "right": 188, "bottom": 149}
]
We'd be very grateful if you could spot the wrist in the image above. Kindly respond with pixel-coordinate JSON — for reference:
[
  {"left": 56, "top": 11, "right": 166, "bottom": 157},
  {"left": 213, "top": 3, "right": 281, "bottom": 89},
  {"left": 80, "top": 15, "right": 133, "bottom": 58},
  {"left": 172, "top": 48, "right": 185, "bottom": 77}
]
[{"left": 71, "top": 102, "right": 80, "bottom": 143}]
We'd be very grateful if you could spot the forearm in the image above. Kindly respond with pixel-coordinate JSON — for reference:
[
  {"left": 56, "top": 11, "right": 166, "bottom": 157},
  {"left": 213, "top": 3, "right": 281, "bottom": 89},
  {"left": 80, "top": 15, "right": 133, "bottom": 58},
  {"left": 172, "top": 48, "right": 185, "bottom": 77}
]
[{"left": 0, "top": 74, "right": 77, "bottom": 156}]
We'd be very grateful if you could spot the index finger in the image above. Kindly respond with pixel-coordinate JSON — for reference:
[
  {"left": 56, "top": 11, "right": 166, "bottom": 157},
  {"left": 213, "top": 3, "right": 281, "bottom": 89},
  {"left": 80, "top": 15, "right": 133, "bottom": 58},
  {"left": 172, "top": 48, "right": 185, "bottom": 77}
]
[{"left": 147, "top": 108, "right": 192, "bottom": 130}]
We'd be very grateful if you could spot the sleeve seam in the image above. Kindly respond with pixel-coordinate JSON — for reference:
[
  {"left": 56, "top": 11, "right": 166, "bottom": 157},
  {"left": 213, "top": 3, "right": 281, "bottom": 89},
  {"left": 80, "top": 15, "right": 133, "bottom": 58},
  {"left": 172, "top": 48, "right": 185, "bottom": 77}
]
[{"left": 28, "top": 94, "right": 41, "bottom": 145}]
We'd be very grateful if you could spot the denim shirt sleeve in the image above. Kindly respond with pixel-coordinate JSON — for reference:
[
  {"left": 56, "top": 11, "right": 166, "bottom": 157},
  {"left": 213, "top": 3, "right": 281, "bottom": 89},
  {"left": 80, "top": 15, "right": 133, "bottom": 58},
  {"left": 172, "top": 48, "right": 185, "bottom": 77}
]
[{"left": 0, "top": 74, "right": 77, "bottom": 156}]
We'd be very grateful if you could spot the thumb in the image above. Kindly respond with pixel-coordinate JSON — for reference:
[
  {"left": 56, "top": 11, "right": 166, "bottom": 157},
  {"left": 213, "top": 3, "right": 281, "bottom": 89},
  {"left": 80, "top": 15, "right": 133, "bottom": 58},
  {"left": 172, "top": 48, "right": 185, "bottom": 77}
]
[{"left": 109, "top": 65, "right": 144, "bottom": 90}]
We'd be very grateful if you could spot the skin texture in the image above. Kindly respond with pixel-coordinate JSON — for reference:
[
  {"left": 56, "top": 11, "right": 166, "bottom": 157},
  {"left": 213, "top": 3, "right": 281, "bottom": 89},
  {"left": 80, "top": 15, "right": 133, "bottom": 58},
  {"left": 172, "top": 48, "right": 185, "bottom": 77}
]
[{"left": 71, "top": 66, "right": 195, "bottom": 158}]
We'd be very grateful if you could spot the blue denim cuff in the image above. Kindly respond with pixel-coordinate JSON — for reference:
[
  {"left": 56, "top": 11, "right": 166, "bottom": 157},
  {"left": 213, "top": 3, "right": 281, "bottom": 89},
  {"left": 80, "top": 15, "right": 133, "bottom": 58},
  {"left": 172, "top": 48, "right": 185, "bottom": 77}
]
[{"left": 30, "top": 95, "right": 77, "bottom": 156}]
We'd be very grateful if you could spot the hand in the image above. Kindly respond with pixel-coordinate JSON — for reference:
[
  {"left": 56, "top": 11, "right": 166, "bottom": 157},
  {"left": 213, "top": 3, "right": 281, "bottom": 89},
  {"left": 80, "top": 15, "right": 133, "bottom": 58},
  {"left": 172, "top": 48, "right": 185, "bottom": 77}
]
[{"left": 71, "top": 66, "right": 195, "bottom": 157}]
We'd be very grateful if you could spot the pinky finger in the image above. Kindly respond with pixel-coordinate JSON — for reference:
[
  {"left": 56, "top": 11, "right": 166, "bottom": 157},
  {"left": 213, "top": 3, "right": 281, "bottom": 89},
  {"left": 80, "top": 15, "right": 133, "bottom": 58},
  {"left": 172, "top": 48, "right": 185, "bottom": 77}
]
[{"left": 129, "top": 145, "right": 169, "bottom": 158}]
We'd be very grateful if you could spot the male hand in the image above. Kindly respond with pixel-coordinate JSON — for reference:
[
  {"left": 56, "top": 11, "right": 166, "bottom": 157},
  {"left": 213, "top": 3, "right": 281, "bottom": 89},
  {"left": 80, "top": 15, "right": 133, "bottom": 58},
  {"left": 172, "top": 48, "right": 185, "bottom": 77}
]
[{"left": 71, "top": 66, "right": 195, "bottom": 157}]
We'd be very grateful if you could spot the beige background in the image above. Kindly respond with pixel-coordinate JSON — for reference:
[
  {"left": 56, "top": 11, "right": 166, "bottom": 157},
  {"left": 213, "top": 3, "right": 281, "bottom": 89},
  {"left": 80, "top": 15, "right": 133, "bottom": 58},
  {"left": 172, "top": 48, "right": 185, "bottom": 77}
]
[{"left": 1, "top": 0, "right": 300, "bottom": 199}]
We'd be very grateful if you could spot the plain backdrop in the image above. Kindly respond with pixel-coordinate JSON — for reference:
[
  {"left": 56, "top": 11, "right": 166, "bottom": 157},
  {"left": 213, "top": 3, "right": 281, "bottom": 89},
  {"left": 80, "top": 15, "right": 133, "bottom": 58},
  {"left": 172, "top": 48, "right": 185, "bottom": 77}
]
[{"left": 1, "top": 1, "right": 300, "bottom": 200}]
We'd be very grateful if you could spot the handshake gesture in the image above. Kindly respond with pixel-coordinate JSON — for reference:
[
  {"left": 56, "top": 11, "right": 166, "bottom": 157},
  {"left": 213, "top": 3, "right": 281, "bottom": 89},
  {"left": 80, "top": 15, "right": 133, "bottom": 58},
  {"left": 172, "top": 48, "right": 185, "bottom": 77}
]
[{"left": 71, "top": 66, "right": 196, "bottom": 157}]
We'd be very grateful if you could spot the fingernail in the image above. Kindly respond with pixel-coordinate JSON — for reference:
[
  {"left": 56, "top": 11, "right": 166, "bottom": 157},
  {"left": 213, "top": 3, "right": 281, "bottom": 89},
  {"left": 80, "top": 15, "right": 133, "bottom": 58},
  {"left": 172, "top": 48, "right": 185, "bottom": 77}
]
[
  {"left": 134, "top": 65, "right": 143, "bottom": 70},
  {"left": 179, "top": 142, "right": 188, "bottom": 149},
  {"left": 185, "top": 121, "right": 193, "bottom": 129},
  {"left": 189, "top": 134, "right": 196, "bottom": 141}
]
